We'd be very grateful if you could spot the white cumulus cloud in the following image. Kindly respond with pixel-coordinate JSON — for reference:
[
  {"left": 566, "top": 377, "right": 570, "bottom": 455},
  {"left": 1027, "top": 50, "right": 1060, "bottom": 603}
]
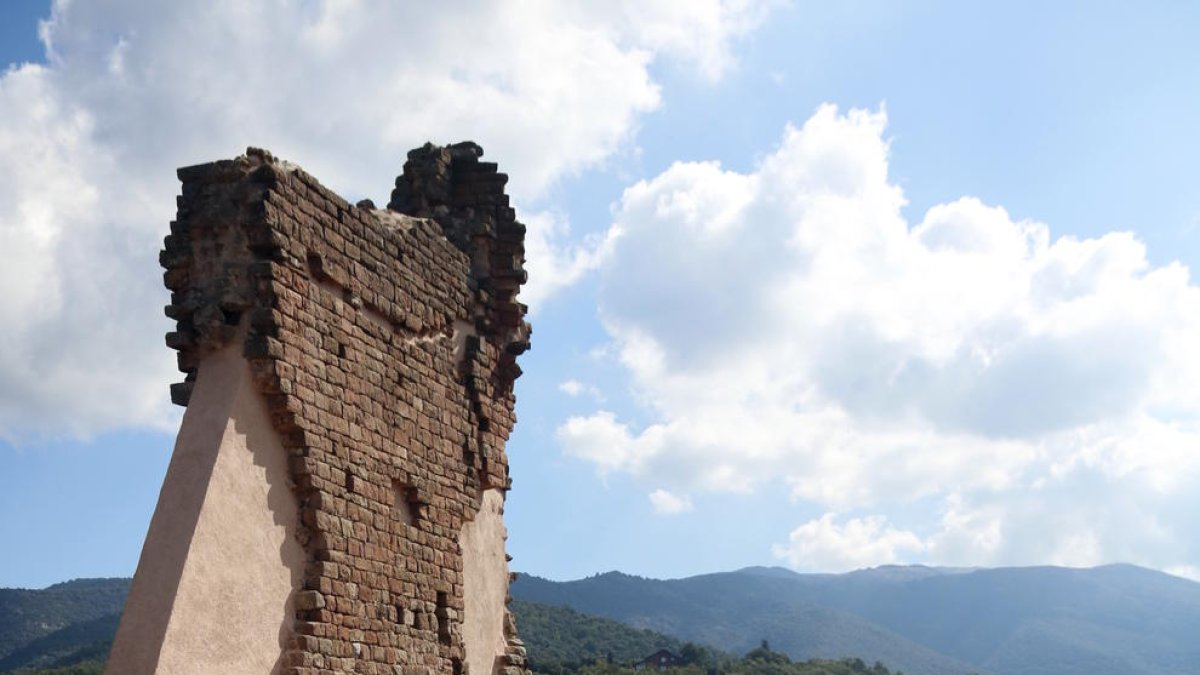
[
  {"left": 0, "top": 0, "right": 774, "bottom": 439},
  {"left": 648, "top": 488, "right": 694, "bottom": 515},
  {"left": 560, "top": 104, "right": 1200, "bottom": 573},
  {"left": 772, "top": 514, "right": 925, "bottom": 572}
]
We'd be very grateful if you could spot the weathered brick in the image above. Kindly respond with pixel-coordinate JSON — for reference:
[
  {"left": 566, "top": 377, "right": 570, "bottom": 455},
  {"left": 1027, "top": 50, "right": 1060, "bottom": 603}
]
[{"left": 159, "top": 143, "right": 531, "bottom": 673}]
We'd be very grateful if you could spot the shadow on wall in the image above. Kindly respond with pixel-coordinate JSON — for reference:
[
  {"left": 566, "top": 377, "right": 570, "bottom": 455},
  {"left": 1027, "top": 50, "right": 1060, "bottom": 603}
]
[{"left": 107, "top": 340, "right": 306, "bottom": 675}]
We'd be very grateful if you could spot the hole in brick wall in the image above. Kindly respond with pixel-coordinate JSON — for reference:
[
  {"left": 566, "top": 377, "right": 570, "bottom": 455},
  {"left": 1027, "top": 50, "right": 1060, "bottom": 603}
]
[
  {"left": 452, "top": 658, "right": 463, "bottom": 675},
  {"left": 344, "top": 469, "right": 355, "bottom": 492},
  {"left": 391, "top": 480, "right": 416, "bottom": 526},
  {"left": 220, "top": 306, "right": 242, "bottom": 326},
  {"left": 436, "top": 591, "right": 452, "bottom": 645},
  {"left": 337, "top": 342, "right": 347, "bottom": 359},
  {"left": 306, "top": 252, "right": 325, "bottom": 279}
]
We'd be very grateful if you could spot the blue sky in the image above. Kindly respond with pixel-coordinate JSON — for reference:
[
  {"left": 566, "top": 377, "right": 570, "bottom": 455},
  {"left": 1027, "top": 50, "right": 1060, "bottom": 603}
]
[{"left": 2, "top": 0, "right": 1200, "bottom": 588}]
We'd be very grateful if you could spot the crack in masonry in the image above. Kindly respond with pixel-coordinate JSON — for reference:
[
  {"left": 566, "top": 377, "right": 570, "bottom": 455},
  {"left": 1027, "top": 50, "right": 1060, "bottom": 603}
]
[
  {"left": 308, "top": 246, "right": 492, "bottom": 491},
  {"left": 305, "top": 251, "right": 455, "bottom": 343}
]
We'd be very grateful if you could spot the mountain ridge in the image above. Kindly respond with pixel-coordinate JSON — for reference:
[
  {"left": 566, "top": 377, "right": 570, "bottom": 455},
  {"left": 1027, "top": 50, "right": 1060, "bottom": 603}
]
[{"left": 511, "top": 563, "right": 1200, "bottom": 675}]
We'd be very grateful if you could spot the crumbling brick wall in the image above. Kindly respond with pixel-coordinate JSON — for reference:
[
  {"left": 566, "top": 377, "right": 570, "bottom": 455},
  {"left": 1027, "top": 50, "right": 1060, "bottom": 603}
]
[{"left": 159, "top": 142, "right": 531, "bottom": 674}]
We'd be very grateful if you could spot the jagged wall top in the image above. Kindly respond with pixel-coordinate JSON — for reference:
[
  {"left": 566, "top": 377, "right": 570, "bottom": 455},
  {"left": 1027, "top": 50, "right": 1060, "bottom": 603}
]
[
  {"left": 163, "top": 143, "right": 530, "bottom": 403},
  {"left": 389, "top": 142, "right": 530, "bottom": 364}
]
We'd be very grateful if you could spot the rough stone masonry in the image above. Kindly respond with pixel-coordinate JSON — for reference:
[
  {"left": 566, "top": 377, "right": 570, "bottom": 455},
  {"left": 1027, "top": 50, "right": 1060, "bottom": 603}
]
[{"left": 106, "top": 142, "right": 531, "bottom": 675}]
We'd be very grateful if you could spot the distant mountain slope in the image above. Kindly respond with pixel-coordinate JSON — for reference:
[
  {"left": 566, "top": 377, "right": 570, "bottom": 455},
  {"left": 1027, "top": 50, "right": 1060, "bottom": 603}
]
[
  {"left": 511, "top": 600, "right": 908, "bottom": 675},
  {"left": 0, "top": 579, "right": 128, "bottom": 664},
  {"left": 511, "top": 600, "right": 690, "bottom": 671},
  {"left": 511, "top": 565, "right": 1200, "bottom": 675},
  {"left": 852, "top": 565, "right": 1200, "bottom": 675},
  {"left": 0, "top": 613, "right": 118, "bottom": 672},
  {"left": 513, "top": 571, "right": 981, "bottom": 675}
]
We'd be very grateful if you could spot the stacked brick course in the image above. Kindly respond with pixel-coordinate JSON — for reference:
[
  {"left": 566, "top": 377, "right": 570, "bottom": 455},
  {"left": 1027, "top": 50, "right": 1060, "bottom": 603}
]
[{"left": 160, "top": 143, "right": 531, "bottom": 674}]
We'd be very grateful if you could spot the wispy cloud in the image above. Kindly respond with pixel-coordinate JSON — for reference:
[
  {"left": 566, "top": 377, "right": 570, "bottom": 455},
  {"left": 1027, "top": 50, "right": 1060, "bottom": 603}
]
[{"left": 649, "top": 488, "right": 694, "bottom": 515}]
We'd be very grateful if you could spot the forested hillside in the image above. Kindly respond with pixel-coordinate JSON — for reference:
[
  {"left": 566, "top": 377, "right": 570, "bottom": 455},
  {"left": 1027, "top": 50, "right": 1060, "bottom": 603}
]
[
  {"left": 511, "top": 600, "right": 688, "bottom": 671},
  {"left": 0, "top": 579, "right": 127, "bottom": 673},
  {"left": 513, "top": 602, "right": 905, "bottom": 675},
  {"left": 512, "top": 564, "right": 1200, "bottom": 675}
]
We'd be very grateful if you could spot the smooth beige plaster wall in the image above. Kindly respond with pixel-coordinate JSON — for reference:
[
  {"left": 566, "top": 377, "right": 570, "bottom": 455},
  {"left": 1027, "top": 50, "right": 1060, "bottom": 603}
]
[
  {"left": 106, "top": 343, "right": 305, "bottom": 674},
  {"left": 459, "top": 489, "right": 510, "bottom": 675}
]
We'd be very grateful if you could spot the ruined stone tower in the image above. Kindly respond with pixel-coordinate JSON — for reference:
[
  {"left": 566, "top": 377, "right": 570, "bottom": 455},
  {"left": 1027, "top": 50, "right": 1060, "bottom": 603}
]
[{"left": 106, "top": 143, "right": 531, "bottom": 675}]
